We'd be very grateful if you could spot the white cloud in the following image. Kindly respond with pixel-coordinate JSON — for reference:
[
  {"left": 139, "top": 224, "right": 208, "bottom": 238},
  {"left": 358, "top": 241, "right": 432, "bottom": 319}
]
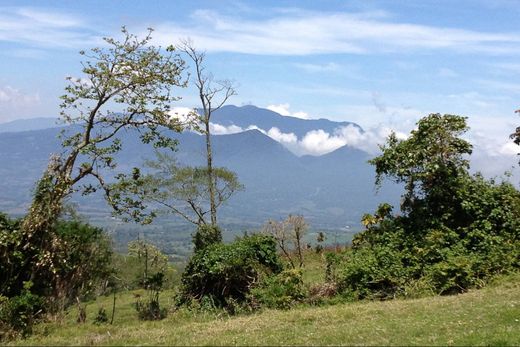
[
  {"left": 266, "top": 103, "right": 309, "bottom": 119},
  {"left": 0, "top": 86, "right": 41, "bottom": 123},
  {"left": 0, "top": 7, "right": 100, "bottom": 49},
  {"left": 168, "top": 107, "right": 201, "bottom": 130},
  {"left": 152, "top": 9, "right": 520, "bottom": 56},
  {"left": 266, "top": 127, "right": 298, "bottom": 144},
  {"left": 294, "top": 62, "right": 340, "bottom": 73},
  {"left": 209, "top": 122, "right": 243, "bottom": 135}
]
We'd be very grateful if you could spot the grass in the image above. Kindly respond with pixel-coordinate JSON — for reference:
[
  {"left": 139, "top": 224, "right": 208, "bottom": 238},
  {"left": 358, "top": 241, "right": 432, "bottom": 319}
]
[{"left": 9, "top": 270, "right": 520, "bottom": 346}]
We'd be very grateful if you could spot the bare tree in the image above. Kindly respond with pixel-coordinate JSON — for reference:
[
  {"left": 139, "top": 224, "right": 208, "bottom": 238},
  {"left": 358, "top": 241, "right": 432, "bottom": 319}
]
[
  {"left": 263, "top": 215, "right": 308, "bottom": 268},
  {"left": 178, "top": 40, "right": 237, "bottom": 226}
]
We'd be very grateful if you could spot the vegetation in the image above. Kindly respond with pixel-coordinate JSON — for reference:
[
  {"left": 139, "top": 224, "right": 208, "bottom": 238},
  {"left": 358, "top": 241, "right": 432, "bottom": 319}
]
[
  {"left": 7, "top": 263, "right": 520, "bottom": 346},
  {"left": 178, "top": 234, "right": 283, "bottom": 309},
  {"left": 1, "top": 23, "right": 520, "bottom": 346},
  {"left": 331, "top": 114, "right": 520, "bottom": 299},
  {"left": 1, "top": 27, "right": 187, "bottom": 339},
  {"left": 110, "top": 152, "right": 243, "bottom": 226},
  {"left": 263, "top": 215, "right": 308, "bottom": 269},
  {"left": 178, "top": 40, "right": 238, "bottom": 227},
  {"left": 0, "top": 216, "right": 112, "bottom": 338}
]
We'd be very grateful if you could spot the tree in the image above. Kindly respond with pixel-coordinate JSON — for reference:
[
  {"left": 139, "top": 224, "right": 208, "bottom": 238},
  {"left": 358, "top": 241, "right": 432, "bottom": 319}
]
[
  {"left": 110, "top": 151, "right": 243, "bottom": 226},
  {"left": 263, "top": 215, "right": 308, "bottom": 268},
  {"left": 370, "top": 113, "right": 472, "bottom": 218},
  {"left": 17, "top": 27, "right": 186, "bottom": 301},
  {"left": 178, "top": 40, "right": 237, "bottom": 226},
  {"left": 511, "top": 109, "right": 520, "bottom": 163},
  {"left": 331, "top": 113, "right": 520, "bottom": 299}
]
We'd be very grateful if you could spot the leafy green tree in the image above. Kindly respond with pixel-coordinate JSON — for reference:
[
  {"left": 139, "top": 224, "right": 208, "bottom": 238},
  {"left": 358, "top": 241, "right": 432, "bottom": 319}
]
[
  {"left": 332, "top": 114, "right": 520, "bottom": 299},
  {"left": 110, "top": 152, "right": 243, "bottom": 226},
  {"left": 13, "top": 27, "right": 186, "bottom": 306},
  {"left": 370, "top": 113, "right": 472, "bottom": 217}
]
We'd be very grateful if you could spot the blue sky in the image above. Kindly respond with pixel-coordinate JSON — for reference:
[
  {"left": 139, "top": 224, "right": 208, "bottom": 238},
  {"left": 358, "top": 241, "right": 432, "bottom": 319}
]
[{"left": 0, "top": 0, "right": 519, "bottom": 174}]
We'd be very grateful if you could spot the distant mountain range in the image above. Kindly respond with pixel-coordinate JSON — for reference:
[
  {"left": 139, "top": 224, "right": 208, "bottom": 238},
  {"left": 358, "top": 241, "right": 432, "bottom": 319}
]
[{"left": 0, "top": 105, "right": 401, "bottom": 247}]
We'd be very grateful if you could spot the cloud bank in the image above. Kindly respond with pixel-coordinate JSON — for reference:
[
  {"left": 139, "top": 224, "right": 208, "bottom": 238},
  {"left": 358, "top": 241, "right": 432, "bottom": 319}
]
[
  {"left": 206, "top": 120, "right": 406, "bottom": 157},
  {"left": 152, "top": 9, "right": 520, "bottom": 56}
]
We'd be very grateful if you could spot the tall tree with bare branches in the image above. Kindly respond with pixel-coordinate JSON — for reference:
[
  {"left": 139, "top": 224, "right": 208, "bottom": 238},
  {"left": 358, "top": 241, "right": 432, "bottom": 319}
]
[{"left": 178, "top": 40, "right": 237, "bottom": 226}]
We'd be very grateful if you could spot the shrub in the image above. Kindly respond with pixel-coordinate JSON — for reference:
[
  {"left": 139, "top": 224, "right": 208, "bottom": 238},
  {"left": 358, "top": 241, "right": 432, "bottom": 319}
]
[
  {"left": 94, "top": 307, "right": 108, "bottom": 325},
  {"left": 0, "top": 282, "right": 43, "bottom": 340},
  {"left": 179, "top": 234, "right": 283, "bottom": 308},
  {"left": 135, "top": 272, "right": 167, "bottom": 321},
  {"left": 193, "top": 224, "right": 222, "bottom": 252},
  {"left": 335, "top": 174, "right": 520, "bottom": 299},
  {"left": 249, "top": 269, "right": 307, "bottom": 309}
]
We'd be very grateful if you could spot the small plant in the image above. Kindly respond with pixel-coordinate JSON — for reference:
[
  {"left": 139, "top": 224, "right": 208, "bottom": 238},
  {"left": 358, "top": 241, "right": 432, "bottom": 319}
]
[
  {"left": 93, "top": 307, "right": 108, "bottom": 324},
  {"left": 315, "top": 231, "right": 326, "bottom": 253},
  {"left": 135, "top": 272, "right": 167, "bottom": 320}
]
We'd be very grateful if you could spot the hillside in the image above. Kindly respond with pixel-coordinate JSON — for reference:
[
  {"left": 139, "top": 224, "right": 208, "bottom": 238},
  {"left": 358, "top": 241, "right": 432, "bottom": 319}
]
[
  {"left": 0, "top": 106, "right": 401, "bottom": 238},
  {"left": 13, "top": 274, "right": 520, "bottom": 346}
]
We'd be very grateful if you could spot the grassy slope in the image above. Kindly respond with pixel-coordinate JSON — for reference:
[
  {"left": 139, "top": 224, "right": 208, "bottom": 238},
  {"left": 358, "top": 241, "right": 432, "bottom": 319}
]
[{"left": 12, "top": 273, "right": 520, "bottom": 346}]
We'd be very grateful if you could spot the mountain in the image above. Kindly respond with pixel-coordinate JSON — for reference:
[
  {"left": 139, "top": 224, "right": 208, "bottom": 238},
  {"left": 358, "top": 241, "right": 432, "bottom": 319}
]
[
  {"left": 0, "top": 106, "right": 401, "bottom": 247},
  {"left": 211, "top": 105, "right": 361, "bottom": 137},
  {"left": 0, "top": 117, "right": 59, "bottom": 133}
]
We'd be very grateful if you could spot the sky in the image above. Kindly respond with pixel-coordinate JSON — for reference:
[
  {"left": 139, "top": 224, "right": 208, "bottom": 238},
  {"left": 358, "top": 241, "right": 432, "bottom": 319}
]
[{"left": 0, "top": 0, "right": 519, "bottom": 176}]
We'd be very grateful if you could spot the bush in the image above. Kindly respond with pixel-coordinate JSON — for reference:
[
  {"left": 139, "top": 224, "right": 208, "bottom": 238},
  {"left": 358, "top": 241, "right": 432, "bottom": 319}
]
[
  {"left": 0, "top": 282, "right": 43, "bottom": 340},
  {"left": 335, "top": 175, "right": 520, "bottom": 299},
  {"left": 94, "top": 307, "right": 108, "bottom": 325},
  {"left": 1, "top": 216, "right": 112, "bottom": 304},
  {"left": 249, "top": 269, "right": 307, "bottom": 309},
  {"left": 135, "top": 272, "right": 167, "bottom": 321},
  {"left": 193, "top": 224, "right": 222, "bottom": 252},
  {"left": 179, "top": 234, "right": 283, "bottom": 308}
]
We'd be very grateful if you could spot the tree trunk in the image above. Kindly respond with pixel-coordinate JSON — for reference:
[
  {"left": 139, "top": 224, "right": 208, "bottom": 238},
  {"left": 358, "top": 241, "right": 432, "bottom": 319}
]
[{"left": 205, "top": 119, "right": 217, "bottom": 226}]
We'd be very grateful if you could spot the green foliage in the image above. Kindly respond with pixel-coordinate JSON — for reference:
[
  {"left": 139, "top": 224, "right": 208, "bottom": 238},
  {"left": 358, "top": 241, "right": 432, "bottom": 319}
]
[
  {"left": 178, "top": 234, "right": 283, "bottom": 308},
  {"left": 334, "top": 114, "right": 520, "bottom": 299},
  {"left": 370, "top": 113, "right": 472, "bottom": 215},
  {"left": 249, "top": 269, "right": 307, "bottom": 309},
  {"left": 0, "top": 282, "right": 44, "bottom": 340},
  {"left": 111, "top": 152, "right": 243, "bottom": 226},
  {"left": 94, "top": 307, "right": 108, "bottom": 325},
  {"left": 112, "top": 240, "right": 176, "bottom": 290},
  {"left": 1, "top": 215, "right": 112, "bottom": 305},
  {"left": 193, "top": 224, "right": 222, "bottom": 252},
  {"left": 135, "top": 273, "right": 167, "bottom": 321}
]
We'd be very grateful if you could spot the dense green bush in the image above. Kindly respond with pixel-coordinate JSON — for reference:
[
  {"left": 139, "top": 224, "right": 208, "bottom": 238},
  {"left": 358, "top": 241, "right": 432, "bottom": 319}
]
[
  {"left": 178, "top": 234, "right": 283, "bottom": 308},
  {"left": 0, "top": 214, "right": 113, "bottom": 338},
  {"left": 0, "top": 282, "right": 43, "bottom": 339},
  {"left": 192, "top": 224, "right": 222, "bottom": 252},
  {"left": 335, "top": 175, "right": 520, "bottom": 299},
  {"left": 249, "top": 269, "right": 307, "bottom": 309},
  {"left": 333, "top": 115, "right": 520, "bottom": 299}
]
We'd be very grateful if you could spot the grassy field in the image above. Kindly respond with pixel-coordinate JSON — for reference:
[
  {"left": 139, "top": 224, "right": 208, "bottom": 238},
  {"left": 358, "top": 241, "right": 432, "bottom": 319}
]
[{"left": 10, "top": 271, "right": 520, "bottom": 346}]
